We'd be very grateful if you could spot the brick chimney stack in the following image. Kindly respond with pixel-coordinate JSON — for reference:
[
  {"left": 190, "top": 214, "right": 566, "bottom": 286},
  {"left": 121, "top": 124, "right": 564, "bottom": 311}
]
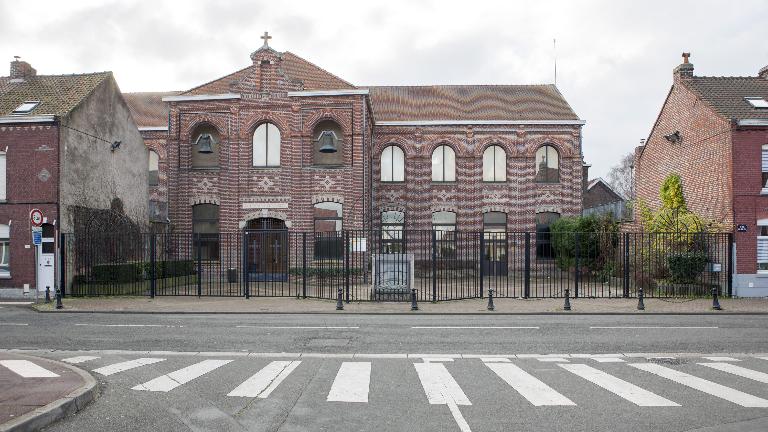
[
  {"left": 759, "top": 65, "right": 768, "bottom": 80},
  {"left": 673, "top": 52, "right": 694, "bottom": 82},
  {"left": 10, "top": 56, "right": 36, "bottom": 81}
]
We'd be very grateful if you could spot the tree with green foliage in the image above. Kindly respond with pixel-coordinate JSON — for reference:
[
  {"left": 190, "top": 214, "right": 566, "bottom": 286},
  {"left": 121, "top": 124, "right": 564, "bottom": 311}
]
[{"left": 550, "top": 214, "right": 619, "bottom": 276}]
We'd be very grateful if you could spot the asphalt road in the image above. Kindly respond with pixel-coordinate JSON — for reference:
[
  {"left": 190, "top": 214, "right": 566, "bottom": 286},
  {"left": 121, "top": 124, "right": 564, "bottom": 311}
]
[{"left": 3, "top": 305, "right": 768, "bottom": 431}]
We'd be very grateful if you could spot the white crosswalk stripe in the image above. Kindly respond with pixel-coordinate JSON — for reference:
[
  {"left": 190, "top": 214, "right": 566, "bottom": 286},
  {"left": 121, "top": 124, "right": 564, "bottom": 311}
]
[
  {"left": 228, "top": 361, "right": 301, "bottom": 398},
  {"left": 62, "top": 356, "right": 100, "bottom": 364},
  {"left": 485, "top": 362, "right": 575, "bottom": 406},
  {"left": 0, "top": 360, "right": 59, "bottom": 378},
  {"left": 699, "top": 362, "right": 768, "bottom": 384},
  {"left": 630, "top": 363, "right": 768, "bottom": 408},
  {"left": 133, "top": 359, "right": 232, "bottom": 392},
  {"left": 414, "top": 362, "right": 471, "bottom": 405},
  {"left": 327, "top": 362, "right": 371, "bottom": 402},
  {"left": 560, "top": 363, "right": 679, "bottom": 406},
  {"left": 92, "top": 358, "right": 165, "bottom": 376},
  {"left": 591, "top": 357, "right": 625, "bottom": 363}
]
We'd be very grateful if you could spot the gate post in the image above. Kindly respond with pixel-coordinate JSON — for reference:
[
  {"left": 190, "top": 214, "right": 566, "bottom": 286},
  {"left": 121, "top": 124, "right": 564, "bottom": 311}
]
[
  {"left": 150, "top": 234, "right": 156, "bottom": 299},
  {"left": 302, "top": 232, "right": 307, "bottom": 299},
  {"left": 623, "top": 232, "right": 630, "bottom": 298},
  {"left": 574, "top": 232, "right": 580, "bottom": 299},
  {"left": 59, "top": 232, "right": 66, "bottom": 298},
  {"left": 195, "top": 233, "right": 202, "bottom": 298},
  {"left": 524, "top": 232, "right": 531, "bottom": 299},
  {"left": 431, "top": 230, "right": 437, "bottom": 302},
  {"left": 242, "top": 231, "right": 249, "bottom": 299},
  {"left": 727, "top": 233, "right": 734, "bottom": 298},
  {"left": 479, "top": 233, "right": 485, "bottom": 299},
  {"left": 344, "top": 230, "right": 350, "bottom": 304}
]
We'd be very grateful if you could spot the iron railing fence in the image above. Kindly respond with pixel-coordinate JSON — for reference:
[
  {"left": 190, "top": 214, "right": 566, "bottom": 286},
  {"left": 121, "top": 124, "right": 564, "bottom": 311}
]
[{"left": 62, "top": 230, "right": 733, "bottom": 300}]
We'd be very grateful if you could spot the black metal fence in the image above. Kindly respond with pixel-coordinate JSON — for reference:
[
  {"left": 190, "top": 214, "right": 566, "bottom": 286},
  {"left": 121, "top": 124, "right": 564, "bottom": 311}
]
[{"left": 62, "top": 230, "right": 733, "bottom": 300}]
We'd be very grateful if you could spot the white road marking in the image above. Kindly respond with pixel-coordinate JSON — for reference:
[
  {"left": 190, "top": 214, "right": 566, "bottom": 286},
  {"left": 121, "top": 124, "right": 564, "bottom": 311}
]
[
  {"left": 327, "top": 362, "right": 371, "bottom": 402},
  {"left": 0, "top": 360, "right": 59, "bottom": 378},
  {"left": 133, "top": 359, "right": 232, "bottom": 392},
  {"left": 411, "top": 326, "right": 539, "bottom": 329},
  {"left": 235, "top": 326, "right": 359, "bottom": 329},
  {"left": 480, "top": 358, "right": 511, "bottom": 363},
  {"left": 537, "top": 358, "right": 569, "bottom": 363},
  {"left": 446, "top": 400, "right": 473, "bottom": 432},
  {"left": 699, "top": 362, "right": 768, "bottom": 384},
  {"left": 93, "top": 358, "right": 166, "bottom": 376},
  {"left": 0, "top": 302, "right": 32, "bottom": 305},
  {"left": 62, "top": 356, "right": 100, "bottom": 364},
  {"left": 702, "top": 357, "right": 740, "bottom": 362},
  {"left": 74, "top": 324, "right": 183, "bottom": 328},
  {"left": 590, "top": 326, "right": 718, "bottom": 329},
  {"left": 560, "top": 363, "right": 679, "bottom": 406},
  {"left": 631, "top": 363, "right": 768, "bottom": 407},
  {"left": 414, "top": 362, "right": 471, "bottom": 405},
  {"left": 485, "top": 362, "right": 575, "bottom": 406},
  {"left": 592, "top": 357, "right": 626, "bottom": 363},
  {"left": 0, "top": 323, "right": 28, "bottom": 326},
  {"left": 228, "top": 361, "right": 301, "bottom": 398}
]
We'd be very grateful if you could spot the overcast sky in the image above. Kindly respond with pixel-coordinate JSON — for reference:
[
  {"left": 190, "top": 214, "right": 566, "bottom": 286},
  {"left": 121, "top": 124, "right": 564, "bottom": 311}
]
[{"left": 1, "top": 0, "right": 766, "bottom": 177}]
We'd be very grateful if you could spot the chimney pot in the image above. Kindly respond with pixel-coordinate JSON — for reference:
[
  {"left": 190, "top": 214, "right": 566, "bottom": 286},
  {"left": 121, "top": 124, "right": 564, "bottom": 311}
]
[
  {"left": 10, "top": 58, "right": 36, "bottom": 81},
  {"left": 673, "top": 52, "right": 694, "bottom": 80}
]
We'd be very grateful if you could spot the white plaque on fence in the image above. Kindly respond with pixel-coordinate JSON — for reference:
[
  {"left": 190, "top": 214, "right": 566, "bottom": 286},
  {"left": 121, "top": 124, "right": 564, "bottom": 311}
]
[{"left": 350, "top": 238, "right": 367, "bottom": 252}]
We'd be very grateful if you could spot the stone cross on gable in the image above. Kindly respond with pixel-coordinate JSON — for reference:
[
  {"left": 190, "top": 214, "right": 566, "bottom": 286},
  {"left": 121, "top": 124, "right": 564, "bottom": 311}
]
[{"left": 261, "top": 31, "right": 272, "bottom": 48}]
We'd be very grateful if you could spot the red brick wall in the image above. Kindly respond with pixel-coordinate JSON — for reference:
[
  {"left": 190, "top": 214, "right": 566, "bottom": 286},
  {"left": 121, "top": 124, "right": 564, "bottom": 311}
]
[{"left": 0, "top": 124, "right": 60, "bottom": 288}]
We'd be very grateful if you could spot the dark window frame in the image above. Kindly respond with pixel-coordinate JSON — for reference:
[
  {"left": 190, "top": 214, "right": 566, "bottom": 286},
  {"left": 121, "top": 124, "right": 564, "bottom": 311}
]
[
  {"left": 253, "top": 122, "right": 281, "bottom": 168},
  {"left": 534, "top": 145, "right": 560, "bottom": 184},
  {"left": 381, "top": 210, "right": 405, "bottom": 253},
  {"left": 313, "top": 202, "right": 343, "bottom": 259},
  {"left": 192, "top": 204, "right": 220, "bottom": 261},
  {"left": 482, "top": 145, "right": 507, "bottom": 183},
  {"left": 431, "top": 145, "right": 456, "bottom": 183},
  {"left": 381, "top": 145, "right": 405, "bottom": 182}
]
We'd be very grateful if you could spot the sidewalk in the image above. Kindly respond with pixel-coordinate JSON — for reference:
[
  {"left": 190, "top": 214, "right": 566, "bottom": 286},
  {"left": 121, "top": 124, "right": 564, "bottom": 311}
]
[
  {"left": 31, "top": 296, "right": 768, "bottom": 314},
  {"left": 0, "top": 353, "right": 96, "bottom": 432}
]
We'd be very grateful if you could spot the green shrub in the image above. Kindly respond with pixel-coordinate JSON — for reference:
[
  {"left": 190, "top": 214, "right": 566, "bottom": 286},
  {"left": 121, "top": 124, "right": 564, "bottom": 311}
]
[
  {"left": 667, "top": 252, "right": 707, "bottom": 284},
  {"left": 550, "top": 215, "right": 618, "bottom": 272},
  {"left": 91, "top": 262, "right": 144, "bottom": 283}
]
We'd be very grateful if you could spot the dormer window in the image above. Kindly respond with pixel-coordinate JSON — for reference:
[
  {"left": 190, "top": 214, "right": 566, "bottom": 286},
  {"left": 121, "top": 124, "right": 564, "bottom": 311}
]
[
  {"left": 746, "top": 97, "right": 768, "bottom": 108},
  {"left": 12, "top": 101, "right": 39, "bottom": 114}
]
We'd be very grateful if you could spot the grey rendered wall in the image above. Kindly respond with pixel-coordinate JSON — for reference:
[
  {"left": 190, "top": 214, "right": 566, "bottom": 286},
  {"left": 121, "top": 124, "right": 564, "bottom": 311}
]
[{"left": 59, "top": 76, "right": 148, "bottom": 232}]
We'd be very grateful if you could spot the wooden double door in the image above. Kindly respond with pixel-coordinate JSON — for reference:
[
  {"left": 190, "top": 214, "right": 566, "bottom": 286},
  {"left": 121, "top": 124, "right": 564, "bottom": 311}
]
[{"left": 246, "top": 218, "right": 288, "bottom": 281}]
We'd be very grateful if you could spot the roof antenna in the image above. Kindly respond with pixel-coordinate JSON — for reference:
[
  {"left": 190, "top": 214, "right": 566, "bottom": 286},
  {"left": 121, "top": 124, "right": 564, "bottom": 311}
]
[{"left": 553, "top": 38, "right": 557, "bottom": 86}]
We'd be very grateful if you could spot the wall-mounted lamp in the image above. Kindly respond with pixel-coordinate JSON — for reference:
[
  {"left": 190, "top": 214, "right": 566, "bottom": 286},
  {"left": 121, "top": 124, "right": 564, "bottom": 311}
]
[
  {"left": 111, "top": 141, "right": 121, "bottom": 151},
  {"left": 663, "top": 131, "right": 681, "bottom": 144}
]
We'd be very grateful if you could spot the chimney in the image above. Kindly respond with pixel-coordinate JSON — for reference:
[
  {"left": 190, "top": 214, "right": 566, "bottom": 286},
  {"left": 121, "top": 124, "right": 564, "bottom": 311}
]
[
  {"left": 10, "top": 56, "right": 36, "bottom": 81},
  {"left": 673, "top": 52, "right": 694, "bottom": 81},
  {"left": 759, "top": 65, "right": 768, "bottom": 80}
]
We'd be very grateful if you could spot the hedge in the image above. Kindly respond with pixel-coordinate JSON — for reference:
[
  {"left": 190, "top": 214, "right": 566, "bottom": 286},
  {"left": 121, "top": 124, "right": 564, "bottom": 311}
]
[{"left": 667, "top": 252, "right": 707, "bottom": 284}]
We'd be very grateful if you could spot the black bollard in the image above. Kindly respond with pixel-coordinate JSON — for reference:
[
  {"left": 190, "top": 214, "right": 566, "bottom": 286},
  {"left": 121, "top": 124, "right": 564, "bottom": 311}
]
[
  {"left": 563, "top": 287, "right": 571, "bottom": 311},
  {"left": 712, "top": 286, "right": 722, "bottom": 311},
  {"left": 637, "top": 286, "right": 645, "bottom": 311},
  {"left": 45, "top": 286, "right": 51, "bottom": 303},
  {"left": 411, "top": 288, "right": 419, "bottom": 311},
  {"left": 55, "top": 287, "right": 63, "bottom": 310},
  {"left": 336, "top": 287, "right": 344, "bottom": 311},
  {"left": 487, "top": 288, "right": 495, "bottom": 311}
]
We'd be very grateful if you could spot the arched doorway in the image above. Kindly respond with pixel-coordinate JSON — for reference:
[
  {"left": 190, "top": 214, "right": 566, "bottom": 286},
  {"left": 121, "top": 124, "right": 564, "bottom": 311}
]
[{"left": 245, "top": 218, "right": 288, "bottom": 281}]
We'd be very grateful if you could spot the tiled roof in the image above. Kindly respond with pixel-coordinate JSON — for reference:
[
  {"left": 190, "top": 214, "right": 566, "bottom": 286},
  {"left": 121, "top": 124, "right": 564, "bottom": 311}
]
[
  {"left": 365, "top": 85, "right": 580, "bottom": 122},
  {"left": 123, "top": 91, "right": 179, "bottom": 128},
  {"left": 182, "top": 51, "right": 355, "bottom": 96},
  {"left": 683, "top": 76, "right": 768, "bottom": 120},
  {"left": 0, "top": 72, "right": 112, "bottom": 117}
]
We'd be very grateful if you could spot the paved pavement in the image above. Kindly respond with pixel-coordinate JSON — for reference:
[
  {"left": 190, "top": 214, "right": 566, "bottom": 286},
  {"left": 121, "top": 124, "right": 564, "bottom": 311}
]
[{"left": 31, "top": 296, "right": 768, "bottom": 314}]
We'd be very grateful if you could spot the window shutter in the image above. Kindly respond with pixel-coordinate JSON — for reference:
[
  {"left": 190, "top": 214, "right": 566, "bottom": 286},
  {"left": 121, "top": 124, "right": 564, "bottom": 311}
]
[
  {"left": 0, "top": 153, "right": 6, "bottom": 201},
  {"left": 762, "top": 148, "right": 768, "bottom": 172},
  {"left": 758, "top": 237, "right": 768, "bottom": 263}
]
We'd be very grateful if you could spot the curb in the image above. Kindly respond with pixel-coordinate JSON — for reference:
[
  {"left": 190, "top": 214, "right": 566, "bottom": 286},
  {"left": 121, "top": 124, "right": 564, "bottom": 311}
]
[
  {"left": 32, "top": 309, "right": 768, "bottom": 316},
  {"left": 0, "top": 354, "right": 98, "bottom": 432}
]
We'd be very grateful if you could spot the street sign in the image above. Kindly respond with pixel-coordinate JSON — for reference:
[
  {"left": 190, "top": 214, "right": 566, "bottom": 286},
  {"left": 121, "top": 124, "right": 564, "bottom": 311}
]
[
  {"left": 32, "top": 230, "right": 42, "bottom": 245},
  {"left": 737, "top": 224, "right": 748, "bottom": 232},
  {"left": 30, "top": 209, "right": 43, "bottom": 227}
]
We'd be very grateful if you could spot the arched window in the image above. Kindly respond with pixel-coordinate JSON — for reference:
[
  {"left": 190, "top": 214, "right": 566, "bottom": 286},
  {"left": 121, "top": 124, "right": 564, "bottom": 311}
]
[
  {"left": 381, "top": 210, "right": 405, "bottom": 253},
  {"left": 190, "top": 123, "right": 220, "bottom": 168},
  {"left": 253, "top": 122, "right": 281, "bottom": 167},
  {"left": 535, "top": 145, "right": 559, "bottom": 183},
  {"left": 432, "top": 211, "right": 456, "bottom": 258},
  {"left": 483, "top": 145, "right": 506, "bottom": 182},
  {"left": 313, "top": 120, "right": 344, "bottom": 166},
  {"left": 381, "top": 146, "right": 405, "bottom": 182},
  {"left": 432, "top": 145, "right": 456, "bottom": 182},
  {"left": 0, "top": 223, "right": 9, "bottom": 277},
  {"left": 192, "top": 204, "right": 219, "bottom": 261},
  {"left": 314, "top": 202, "right": 343, "bottom": 259},
  {"left": 148, "top": 150, "right": 159, "bottom": 186}
]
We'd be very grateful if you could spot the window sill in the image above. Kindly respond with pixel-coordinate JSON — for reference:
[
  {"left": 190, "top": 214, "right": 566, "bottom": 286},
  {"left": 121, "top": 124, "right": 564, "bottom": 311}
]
[
  {"left": 0, "top": 273, "right": 10, "bottom": 279},
  {"left": 380, "top": 181, "right": 406, "bottom": 184},
  {"left": 761, "top": 188, "right": 768, "bottom": 195},
  {"left": 431, "top": 181, "right": 457, "bottom": 185},
  {"left": 190, "top": 167, "right": 220, "bottom": 171},
  {"left": 482, "top": 181, "right": 507, "bottom": 184}
]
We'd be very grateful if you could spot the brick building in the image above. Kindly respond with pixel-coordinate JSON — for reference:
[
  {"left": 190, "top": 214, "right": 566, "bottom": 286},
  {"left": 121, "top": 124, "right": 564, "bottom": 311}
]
[
  {"left": 125, "top": 36, "right": 586, "bottom": 262},
  {"left": 634, "top": 53, "right": 768, "bottom": 296},
  {"left": 582, "top": 178, "right": 627, "bottom": 220},
  {"left": 0, "top": 58, "right": 147, "bottom": 298}
]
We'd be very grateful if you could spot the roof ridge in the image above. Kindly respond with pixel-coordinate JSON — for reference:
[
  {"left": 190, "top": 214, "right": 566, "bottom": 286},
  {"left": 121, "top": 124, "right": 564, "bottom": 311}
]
[
  {"left": 364, "top": 83, "right": 556, "bottom": 88},
  {"left": 2, "top": 71, "right": 113, "bottom": 79}
]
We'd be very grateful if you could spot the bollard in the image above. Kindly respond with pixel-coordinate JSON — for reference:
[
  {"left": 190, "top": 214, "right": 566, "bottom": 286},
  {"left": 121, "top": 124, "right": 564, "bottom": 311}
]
[
  {"left": 487, "top": 288, "right": 495, "bottom": 311},
  {"left": 563, "top": 287, "right": 571, "bottom": 311},
  {"left": 336, "top": 287, "right": 344, "bottom": 311},
  {"left": 712, "top": 286, "right": 722, "bottom": 311},
  {"left": 55, "top": 287, "right": 63, "bottom": 310},
  {"left": 411, "top": 288, "right": 419, "bottom": 311},
  {"left": 637, "top": 286, "right": 645, "bottom": 311},
  {"left": 45, "top": 286, "right": 51, "bottom": 303}
]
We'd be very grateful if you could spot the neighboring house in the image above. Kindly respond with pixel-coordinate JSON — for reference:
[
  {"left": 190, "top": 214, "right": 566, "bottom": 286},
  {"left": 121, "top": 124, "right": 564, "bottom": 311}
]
[
  {"left": 583, "top": 178, "right": 626, "bottom": 220},
  {"left": 0, "top": 58, "right": 147, "bottom": 299},
  {"left": 124, "top": 34, "right": 586, "bottom": 264},
  {"left": 634, "top": 53, "right": 768, "bottom": 297}
]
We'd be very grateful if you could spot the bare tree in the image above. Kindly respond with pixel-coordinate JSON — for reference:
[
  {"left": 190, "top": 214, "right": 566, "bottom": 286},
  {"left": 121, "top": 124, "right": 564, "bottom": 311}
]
[{"left": 606, "top": 152, "right": 635, "bottom": 200}]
